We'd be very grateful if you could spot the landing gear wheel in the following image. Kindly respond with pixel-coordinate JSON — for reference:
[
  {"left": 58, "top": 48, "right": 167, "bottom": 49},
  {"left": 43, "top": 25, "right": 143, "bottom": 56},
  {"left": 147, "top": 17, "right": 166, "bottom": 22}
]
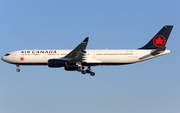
[
  {"left": 85, "top": 70, "right": 91, "bottom": 73},
  {"left": 16, "top": 69, "right": 20, "bottom": 72},
  {"left": 85, "top": 66, "right": 95, "bottom": 76},
  {"left": 90, "top": 72, "right": 95, "bottom": 76},
  {"left": 16, "top": 65, "right": 20, "bottom": 72},
  {"left": 81, "top": 70, "right": 86, "bottom": 74},
  {"left": 79, "top": 66, "right": 95, "bottom": 76}
]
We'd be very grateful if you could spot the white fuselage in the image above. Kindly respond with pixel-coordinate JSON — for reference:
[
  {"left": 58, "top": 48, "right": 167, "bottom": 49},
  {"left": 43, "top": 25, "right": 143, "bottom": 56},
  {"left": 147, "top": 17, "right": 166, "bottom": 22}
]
[
  {"left": 1, "top": 49, "right": 171, "bottom": 66},
  {"left": 1, "top": 26, "right": 173, "bottom": 75}
]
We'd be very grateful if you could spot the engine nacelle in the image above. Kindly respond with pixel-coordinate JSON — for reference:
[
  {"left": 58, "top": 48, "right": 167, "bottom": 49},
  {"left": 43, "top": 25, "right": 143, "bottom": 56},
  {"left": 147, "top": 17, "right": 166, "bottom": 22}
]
[
  {"left": 48, "top": 59, "right": 66, "bottom": 68},
  {"left": 64, "top": 66, "right": 78, "bottom": 71}
]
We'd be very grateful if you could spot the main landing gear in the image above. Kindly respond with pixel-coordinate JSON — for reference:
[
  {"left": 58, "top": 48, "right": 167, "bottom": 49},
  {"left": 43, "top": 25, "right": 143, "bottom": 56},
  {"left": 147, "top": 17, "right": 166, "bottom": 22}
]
[
  {"left": 80, "top": 67, "right": 95, "bottom": 76},
  {"left": 16, "top": 65, "right": 20, "bottom": 72},
  {"left": 15, "top": 64, "right": 95, "bottom": 76}
]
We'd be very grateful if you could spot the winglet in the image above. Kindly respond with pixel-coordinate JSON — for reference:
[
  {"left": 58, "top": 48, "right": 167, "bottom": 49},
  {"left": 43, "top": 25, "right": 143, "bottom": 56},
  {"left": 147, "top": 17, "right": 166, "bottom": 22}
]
[{"left": 83, "top": 37, "right": 89, "bottom": 42}]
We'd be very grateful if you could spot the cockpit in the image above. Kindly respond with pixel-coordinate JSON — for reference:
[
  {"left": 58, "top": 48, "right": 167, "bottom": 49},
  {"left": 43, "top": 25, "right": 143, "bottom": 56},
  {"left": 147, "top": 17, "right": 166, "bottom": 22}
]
[
  {"left": 4, "top": 53, "right": 10, "bottom": 56},
  {"left": 1, "top": 53, "right": 12, "bottom": 63}
]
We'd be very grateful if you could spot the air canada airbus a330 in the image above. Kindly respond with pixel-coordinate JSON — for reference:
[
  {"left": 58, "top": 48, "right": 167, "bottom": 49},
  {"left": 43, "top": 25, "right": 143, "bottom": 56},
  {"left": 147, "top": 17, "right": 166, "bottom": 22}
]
[{"left": 2, "top": 26, "right": 173, "bottom": 76}]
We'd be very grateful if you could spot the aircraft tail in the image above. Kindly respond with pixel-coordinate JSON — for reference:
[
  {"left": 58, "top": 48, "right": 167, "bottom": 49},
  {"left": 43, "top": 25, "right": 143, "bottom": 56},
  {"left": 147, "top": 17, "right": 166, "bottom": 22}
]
[{"left": 139, "top": 25, "right": 173, "bottom": 49}]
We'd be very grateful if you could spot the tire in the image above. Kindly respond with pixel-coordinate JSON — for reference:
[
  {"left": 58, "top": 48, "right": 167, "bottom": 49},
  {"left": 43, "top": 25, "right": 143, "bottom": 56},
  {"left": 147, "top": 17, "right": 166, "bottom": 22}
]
[
  {"left": 81, "top": 70, "right": 86, "bottom": 74},
  {"left": 16, "top": 69, "right": 20, "bottom": 72},
  {"left": 90, "top": 72, "right": 95, "bottom": 76}
]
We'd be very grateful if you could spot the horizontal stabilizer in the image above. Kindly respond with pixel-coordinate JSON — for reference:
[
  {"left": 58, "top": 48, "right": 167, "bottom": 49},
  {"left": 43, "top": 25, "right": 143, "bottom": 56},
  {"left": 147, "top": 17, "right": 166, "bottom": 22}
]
[{"left": 150, "top": 47, "right": 166, "bottom": 56}]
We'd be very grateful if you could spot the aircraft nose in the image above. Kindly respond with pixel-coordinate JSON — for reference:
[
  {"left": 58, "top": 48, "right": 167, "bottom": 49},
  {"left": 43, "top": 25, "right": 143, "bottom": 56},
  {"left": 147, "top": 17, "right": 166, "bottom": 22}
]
[
  {"left": 1, "top": 56, "right": 9, "bottom": 62},
  {"left": 1, "top": 56, "right": 6, "bottom": 62}
]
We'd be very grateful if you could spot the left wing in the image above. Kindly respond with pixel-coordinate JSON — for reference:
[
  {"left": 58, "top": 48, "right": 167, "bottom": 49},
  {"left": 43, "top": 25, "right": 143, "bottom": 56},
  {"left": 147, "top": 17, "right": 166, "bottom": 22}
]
[{"left": 62, "top": 37, "right": 89, "bottom": 64}]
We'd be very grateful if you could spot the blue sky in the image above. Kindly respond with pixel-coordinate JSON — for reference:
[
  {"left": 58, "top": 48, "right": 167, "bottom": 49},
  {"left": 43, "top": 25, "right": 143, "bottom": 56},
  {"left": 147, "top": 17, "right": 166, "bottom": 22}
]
[{"left": 0, "top": 0, "right": 180, "bottom": 113}]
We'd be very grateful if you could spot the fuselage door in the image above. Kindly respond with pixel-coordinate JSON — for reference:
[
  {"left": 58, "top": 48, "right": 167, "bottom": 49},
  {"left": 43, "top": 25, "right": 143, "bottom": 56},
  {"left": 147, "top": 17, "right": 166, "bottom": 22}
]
[
  {"left": 93, "top": 52, "right": 96, "bottom": 58},
  {"left": 43, "top": 53, "right": 47, "bottom": 58},
  {"left": 134, "top": 50, "right": 138, "bottom": 58},
  {"left": 12, "top": 52, "right": 16, "bottom": 58}
]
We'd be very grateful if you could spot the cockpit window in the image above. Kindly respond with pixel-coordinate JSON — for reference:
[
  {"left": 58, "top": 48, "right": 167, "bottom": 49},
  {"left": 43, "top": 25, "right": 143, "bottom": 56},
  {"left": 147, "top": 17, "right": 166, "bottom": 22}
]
[{"left": 5, "top": 53, "right": 10, "bottom": 56}]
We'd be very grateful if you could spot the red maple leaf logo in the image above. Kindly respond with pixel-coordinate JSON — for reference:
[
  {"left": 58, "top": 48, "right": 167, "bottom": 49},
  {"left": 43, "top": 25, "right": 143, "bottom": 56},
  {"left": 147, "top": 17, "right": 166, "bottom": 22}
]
[
  {"left": 153, "top": 35, "right": 166, "bottom": 47},
  {"left": 20, "top": 57, "right": 24, "bottom": 61},
  {"left": 155, "top": 37, "right": 164, "bottom": 44}
]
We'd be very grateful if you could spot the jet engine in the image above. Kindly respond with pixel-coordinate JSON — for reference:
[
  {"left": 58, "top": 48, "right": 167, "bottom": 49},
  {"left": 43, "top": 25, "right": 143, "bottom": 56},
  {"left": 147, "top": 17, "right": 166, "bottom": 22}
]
[
  {"left": 48, "top": 59, "right": 66, "bottom": 67},
  {"left": 48, "top": 59, "right": 80, "bottom": 71},
  {"left": 64, "top": 66, "right": 78, "bottom": 71}
]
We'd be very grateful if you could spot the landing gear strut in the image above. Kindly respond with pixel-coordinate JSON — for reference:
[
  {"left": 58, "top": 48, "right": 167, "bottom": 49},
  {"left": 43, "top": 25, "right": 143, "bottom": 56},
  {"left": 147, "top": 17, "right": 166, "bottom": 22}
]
[
  {"left": 80, "top": 66, "right": 95, "bottom": 76},
  {"left": 77, "top": 66, "right": 84, "bottom": 72},
  {"left": 16, "top": 65, "right": 20, "bottom": 72}
]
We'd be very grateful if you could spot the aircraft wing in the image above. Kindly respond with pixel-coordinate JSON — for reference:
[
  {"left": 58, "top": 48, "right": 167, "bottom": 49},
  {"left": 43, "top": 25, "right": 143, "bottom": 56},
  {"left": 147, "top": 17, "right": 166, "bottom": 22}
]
[{"left": 63, "top": 37, "right": 89, "bottom": 62}]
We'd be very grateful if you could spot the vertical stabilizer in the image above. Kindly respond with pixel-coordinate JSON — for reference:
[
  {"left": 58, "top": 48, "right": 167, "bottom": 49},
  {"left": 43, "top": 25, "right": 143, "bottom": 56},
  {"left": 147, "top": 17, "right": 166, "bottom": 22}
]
[{"left": 139, "top": 26, "right": 173, "bottom": 49}]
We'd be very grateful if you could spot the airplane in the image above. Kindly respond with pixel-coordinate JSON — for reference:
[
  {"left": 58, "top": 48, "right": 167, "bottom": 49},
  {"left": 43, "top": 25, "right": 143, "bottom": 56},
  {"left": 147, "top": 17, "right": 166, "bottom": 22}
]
[{"left": 1, "top": 25, "right": 173, "bottom": 76}]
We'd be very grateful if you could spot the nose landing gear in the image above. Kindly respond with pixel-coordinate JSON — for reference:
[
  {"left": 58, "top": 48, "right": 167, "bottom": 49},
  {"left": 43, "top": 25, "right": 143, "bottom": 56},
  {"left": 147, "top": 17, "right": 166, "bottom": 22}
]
[{"left": 16, "top": 65, "right": 20, "bottom": 72}]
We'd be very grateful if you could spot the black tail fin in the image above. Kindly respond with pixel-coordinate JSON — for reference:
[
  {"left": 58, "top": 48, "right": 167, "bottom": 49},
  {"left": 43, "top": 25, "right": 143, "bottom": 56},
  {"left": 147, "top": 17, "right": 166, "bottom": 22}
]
[{"left": 139, "top": 25, "right": 173, "bottom": 49}]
